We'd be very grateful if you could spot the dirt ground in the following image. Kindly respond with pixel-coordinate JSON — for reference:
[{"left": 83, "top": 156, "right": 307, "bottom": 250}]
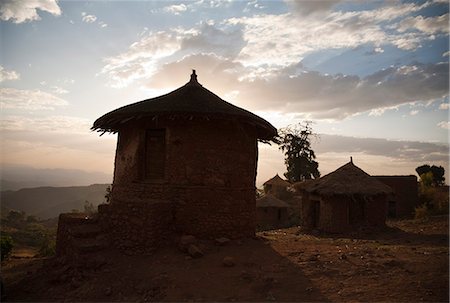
[{"left": 2, "top": 215, "right": 448, "bottom": 302}]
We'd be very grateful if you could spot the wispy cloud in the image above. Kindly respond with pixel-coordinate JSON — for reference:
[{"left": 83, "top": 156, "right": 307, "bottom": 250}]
[
  {"left": 81, "top": 12, "right": 97, "bottom": 23},
  {"left": 0, "top": 65, "right": 20, "bottom": 82},
  {"left": 0, "top": 88, "right": 68, "bottom": 111},
  {"left": 437, "top": 121, "right": 450, "bottom": 129},
  {"left": 163, "top": 4, "right": 187, "bottom": 15},
  {"left": 0, "top": 0, "right": 61, "bottom": 23}
]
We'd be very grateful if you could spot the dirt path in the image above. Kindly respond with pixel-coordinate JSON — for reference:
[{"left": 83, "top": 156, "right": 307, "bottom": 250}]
[{"left": 2, "top": 216, "right": 448, "bottom": 302}]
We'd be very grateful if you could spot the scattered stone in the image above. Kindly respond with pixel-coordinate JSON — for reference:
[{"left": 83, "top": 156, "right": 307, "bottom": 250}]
[
  {"left": 306, "top": 287, "right": 313, "bottom": 292},
  {"left": 339, "top": 253, "right": 347, "bottom": 260},
  {"left": 308, "top": 255, "right": 319, "bottom": 262},
  {"left": 240, "top": 270, "right": 253, "bottom": 281},
  {"left": 215, "top": 237, "right": 231, "bottom": 246},
  {"left": 188, "top": 244, "right": 204, "bottom": 258},
  {"left": 311, "top": 229, "right": 320, "bottom": 236},
  {"left": 104, "top": 287, "right": 112, "bottom": 296},
  {"left": 179, "top": 235, "right": 197, "bottom": 252},
  {"left": 266, "top": 291, "right": 276, "bottom": 301},
  {"left": 185, "top": 255, "right": 193, "bottom": 260},
  {"left": 223, "top": 256, "right": 235, "bottom": 267}
]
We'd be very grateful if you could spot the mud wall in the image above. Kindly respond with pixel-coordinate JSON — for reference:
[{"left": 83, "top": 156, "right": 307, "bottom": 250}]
[
  {"left": 375, "top": 175, "right": 418, "bottom": 218},
  {"left": 108, "top": 117, "right": 258, "bottom": 244}
]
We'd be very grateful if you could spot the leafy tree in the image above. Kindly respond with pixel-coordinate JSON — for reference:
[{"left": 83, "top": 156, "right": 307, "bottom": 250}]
[
  {"left": 416, "top": 164, "right": 446, "bottom": 186},
  {"left": 1, "top": 235, "right": 14, "bottom": 261},
  {"left": 278, "top": 121, "right": 320, "bottom": 182},
  {"left": 105, "top": 185, "right": 112, "bottom": 203}
]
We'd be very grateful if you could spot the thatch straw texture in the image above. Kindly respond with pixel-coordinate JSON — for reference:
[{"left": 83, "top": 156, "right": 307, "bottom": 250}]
[
  {"left": 91, "top": 71, "right": 277, "bottom": 140},
  {"left": 301, "top": 161, "right": 393, "bottom": 196},
  {"left": 256, "top": 195, "right": 290, "bottom": 208},
  {"left": 263, "top": 174, "right": 291, "bottom": 187}
]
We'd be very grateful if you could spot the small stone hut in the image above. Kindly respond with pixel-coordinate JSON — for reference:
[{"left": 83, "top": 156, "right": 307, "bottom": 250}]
[
  {"left": 299, "top": 160, "right": 393, "bottom": 233},
  {"left": 263, "top": 174, "right": 291, "bottom": 198},
  {"left": 374, "top": 175, "right": 419, "bottom": 218},
  {"left": 256, "top": 194, "right": 290, "bottom": 231},
  {"left": 70, "top": 71, "right": 277, "bottom": 252}
]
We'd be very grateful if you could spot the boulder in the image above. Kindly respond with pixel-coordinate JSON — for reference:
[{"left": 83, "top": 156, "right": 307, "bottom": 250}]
[
  {"left": 222, "top": 256, "right": 235, "bottom": 267},
  {"left": 188, "top": 244, "right": 203, "bottom": 258}
]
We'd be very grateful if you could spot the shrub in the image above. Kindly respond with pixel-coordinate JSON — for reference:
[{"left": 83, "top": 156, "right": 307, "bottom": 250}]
[
  {"left": 38, "top": 235, "right": 56, "bottom": 257},
  {"left": 414, "top": 204, "right": 430, "bottom": 220},
  {"left": 1, "top": 235, "right": 14, "bottom": 261}
]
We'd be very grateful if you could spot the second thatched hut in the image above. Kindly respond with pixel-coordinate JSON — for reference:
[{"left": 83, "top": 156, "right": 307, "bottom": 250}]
[{"left": 298, "top": 159, "right": 393, "bottom": 233}]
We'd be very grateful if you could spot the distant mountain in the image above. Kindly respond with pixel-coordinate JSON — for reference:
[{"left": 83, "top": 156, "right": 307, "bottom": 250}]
[
  {"left": 0, "top": 164, "right": 112, "bottom": 191},
  {"left": 0, "top": 184, "right": 109, "bottom": 219}
]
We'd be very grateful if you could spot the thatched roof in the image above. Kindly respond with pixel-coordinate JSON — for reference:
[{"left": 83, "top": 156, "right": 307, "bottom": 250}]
[
  {"left": 92, "top": 70, "right": 277, "bottom": 141},
  {"left": 301, "top": 161, "right": 393, "bottom": 196},
  {"left": 263, "top": 174, "right": 290, "bottom": 187},
  {"left": 256, "top": 195, "right": 290, "bottom": 208}
]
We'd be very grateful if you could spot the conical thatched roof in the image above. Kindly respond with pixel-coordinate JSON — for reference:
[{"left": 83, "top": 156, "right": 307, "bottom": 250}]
[
  {"left": 301, "top": 161, "right": 393, "bottom": 196},
  {"left": 263, "top": 174, "right": 291, "bottom": 187},
  {"left": 256, "top": 194, "right": 290, "bottom": 208},
  {"left": 92, "top": 70, "right": 277, "bottom": 141}
]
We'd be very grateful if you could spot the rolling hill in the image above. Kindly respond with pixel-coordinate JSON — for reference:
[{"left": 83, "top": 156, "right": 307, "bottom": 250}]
[{"left": 0, "top": 184, "right": 109, "bottom": 219}]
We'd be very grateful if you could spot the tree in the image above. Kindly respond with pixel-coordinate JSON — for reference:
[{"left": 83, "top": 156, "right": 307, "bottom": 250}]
[
  {"left": 277, "top": 121, "right": 320, "bottom": 182},
  {"left": 1, "top": 235, "right": 13, "bottom": 261},
  {"left": 415, "top": 164, "right": 446, "bottom": 186}
]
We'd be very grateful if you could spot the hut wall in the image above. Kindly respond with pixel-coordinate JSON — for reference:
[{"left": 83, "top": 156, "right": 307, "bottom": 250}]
[
  {"left": 320, "top": 197, "right": 350, "bottom": 233},
  {"left": 256, "top": 206, "right": 289, "bottom": 231},
  {"left": 364, "top": 195, "right": 387, "bottom": 227},
  {"left": 375, "top": 176, "right": 418, "bottom": 218},
  {"left": 107, "top": 118, "right": 258, "bottom": 246}
]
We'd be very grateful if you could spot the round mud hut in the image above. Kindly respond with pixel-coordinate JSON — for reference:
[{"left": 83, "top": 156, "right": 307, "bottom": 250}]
[
  {"left": 298, "top": 159, "right": 393, "bottom": 233},
  {"left": 92, "top": 70, "right": 277, "bottom": 250}
]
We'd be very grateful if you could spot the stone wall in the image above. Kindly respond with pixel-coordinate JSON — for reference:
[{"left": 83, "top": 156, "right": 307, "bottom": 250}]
[
  {"left": 98, "top": 202, "right": 173, "bottom": 253},
  {"left": 103, "top": 117, "right": 258, "bottom": 250}
]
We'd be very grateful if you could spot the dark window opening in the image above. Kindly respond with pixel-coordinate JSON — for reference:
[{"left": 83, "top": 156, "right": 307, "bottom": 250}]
[
  {"left": 277, "top": 209, "right": 282, "bottom": 221},
  {"left": 145, "top": 129, "right": 166, "bottom": 180}
]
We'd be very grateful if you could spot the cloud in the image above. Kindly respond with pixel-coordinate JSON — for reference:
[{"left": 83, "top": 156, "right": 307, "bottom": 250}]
[
  {"left": 410, "top": 110, "right": 419, "bottom": 116},
  {"left": 227, "top": 1, "right": 434, "bottom": 67},
  {"left": 145, "top": 54, "right": 448, "bottom": 119},
  {"left": 397, "top": 13, "right": 449, "bottom": 34},
  {"left": 0, "top": 0, "right": 61, "bottom": 23},
  {"left": 100, "top": 24, "right": 245, "bottom": 87},
  {"left": 0, "top": 88, "right": 68, "bottom": 110},
  {"left": 81, "top": 12, "right": 97, "bottom": 23},
  {"left": 163, "top": 4, "right": 187, "bottom": 15},
  {"left": 0, "top": 66, "right": 20, "bottom": 82},
  {"left": 286, "top": 0, "right": 342, "bottom": 16},
  {"left": 0, "top": 115, "right": 91, "bottom": 133},
  {"left": 437, "top": 121, "right": 450, "bottom": 129},
  {"left": 439, "top": 103, "right": 449, "bottom": 110}
]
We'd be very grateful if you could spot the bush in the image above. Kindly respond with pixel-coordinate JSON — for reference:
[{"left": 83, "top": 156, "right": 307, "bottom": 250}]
[
  {"left": 38, "top": 235, "right": 56, "bottom": 257},
  {"left": 414, "top": 204, "right": 430, "bottom": 220},
  {"left": 1, "top": 235, "right": 14, "bottom": 261}
]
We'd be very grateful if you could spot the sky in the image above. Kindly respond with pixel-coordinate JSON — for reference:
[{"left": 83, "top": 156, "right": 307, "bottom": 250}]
[{"left": 0, "top": 0, "right": 449, "bottom": 187}]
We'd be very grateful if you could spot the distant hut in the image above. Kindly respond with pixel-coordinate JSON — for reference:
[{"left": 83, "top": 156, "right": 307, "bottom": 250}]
[
  {"left": 256, "top": 194, "right": 290, "bottom": 231},
  {"left": 374, "top": 175, "right": 419, "bottom": 218},
  {"left": 263, "top": 174, "right": 291, "bottom": 198},
  {"left": 57, "top": 70, "right": 277, "bottom": 255},
  {"left": 299, "top": 159, "right": 393, "bottom": 233}
]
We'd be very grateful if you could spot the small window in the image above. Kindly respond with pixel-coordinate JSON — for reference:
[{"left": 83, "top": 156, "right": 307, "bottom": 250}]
[{"left": 145, "top": 129, "right": 166, "bottom": 180}]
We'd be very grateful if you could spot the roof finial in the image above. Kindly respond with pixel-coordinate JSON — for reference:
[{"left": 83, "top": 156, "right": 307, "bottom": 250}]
[
  {"left": 350, "top": 156, "right": 353, "bottom": 164},
  {"left": 190, "top": 69, "right": 198, "bottom": 83}
]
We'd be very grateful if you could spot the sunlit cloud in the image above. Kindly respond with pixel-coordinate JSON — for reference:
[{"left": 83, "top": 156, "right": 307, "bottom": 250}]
[
  {"left": 0, "top": 0, "right": 61, "bottom": 23},
  {"left": 0, "top": 88, "right": 68, "bottom": 110},
  {"left": 81, "top": 12, "right": 97, "bottom": 23},
  {"left": 0, "top": 65, "right": 20, "bottom": 82},
  {"left": 437, "top": 121, "right": 450, "bottom": 129},
  {"left": 163, "top": 4, "right": 187, "bottom": 15}
]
